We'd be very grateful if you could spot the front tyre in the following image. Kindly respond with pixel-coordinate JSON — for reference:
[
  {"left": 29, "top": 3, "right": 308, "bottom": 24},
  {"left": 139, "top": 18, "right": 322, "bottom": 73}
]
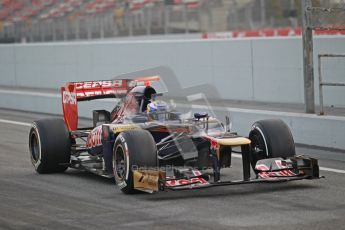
[
  {"left": 249, "top": 119, "right": 295, "bottom": 172},
  {"left": 29, "top": 119, "right": 71, "bottom": 173},
  {"left": 113, "top": 130, "right": 157, "bottom": 194}
]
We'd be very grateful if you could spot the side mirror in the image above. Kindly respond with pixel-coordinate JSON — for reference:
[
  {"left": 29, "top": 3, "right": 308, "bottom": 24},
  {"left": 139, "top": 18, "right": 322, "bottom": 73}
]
[
  {"left": 131, "top": 115, "right": 149, "bottom": 123},
  {"left": 169, "top": 112, "right": 181, "bottom": 120},
  {"left": 194, "top": 112, "right": 208, "bottom": 120},
  {"left": 93, "top": 110, "right": 111, "bottom": 127}
]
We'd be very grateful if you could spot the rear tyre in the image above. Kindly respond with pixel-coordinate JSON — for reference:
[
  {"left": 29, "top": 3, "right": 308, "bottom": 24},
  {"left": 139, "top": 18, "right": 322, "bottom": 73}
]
[
  {"left": 29, "top": 119, "right": 71, "bottom": 173},
  {"left": 249, "top": 119, "right": 295, "bottom": 172},
  {"left": 113, "top": 130, "right": 157, "bottom": 194}
]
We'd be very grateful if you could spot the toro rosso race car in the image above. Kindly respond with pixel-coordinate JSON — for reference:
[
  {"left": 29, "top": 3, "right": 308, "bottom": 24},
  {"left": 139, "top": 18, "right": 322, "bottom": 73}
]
[{"left": 29, "top": 76, "right": 320, "bottom": 194}]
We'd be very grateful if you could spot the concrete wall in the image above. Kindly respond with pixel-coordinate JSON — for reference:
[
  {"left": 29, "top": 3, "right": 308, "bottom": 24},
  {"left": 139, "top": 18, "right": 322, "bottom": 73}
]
[{"left": 1, "top": 36, "right": 345, "bottom": 106}]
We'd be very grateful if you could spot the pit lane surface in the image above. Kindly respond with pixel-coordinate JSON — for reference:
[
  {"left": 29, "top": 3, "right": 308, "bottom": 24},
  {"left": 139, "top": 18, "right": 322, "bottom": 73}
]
[{"left": 0, "top": 109, "right": 344, "bottom": 230}]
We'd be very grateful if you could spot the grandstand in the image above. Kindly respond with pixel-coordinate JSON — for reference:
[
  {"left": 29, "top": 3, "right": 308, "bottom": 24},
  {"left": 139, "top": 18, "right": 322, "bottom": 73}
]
[
  {"left": 0, "top": 0, "right": 208, "bottom": 42},
  {"left": 0, "top": 0, "right": 344, "bottom": 43}
]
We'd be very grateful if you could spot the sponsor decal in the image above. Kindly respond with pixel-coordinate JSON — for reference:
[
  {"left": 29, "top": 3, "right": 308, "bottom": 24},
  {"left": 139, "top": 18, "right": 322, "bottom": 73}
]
[
  {"left": 192, "top": 170, "right": 202, "bottom": 177},
  {"left": 62, "top": 91, "right": 77, "bottom": 104},
  {"left": 113, "top": 89, "right": 128, "bottom": 94},
  {"left": 119, "top": 135, "right": 125, "bottom": 143},
  {"left": 86, "top": 127, "right": 102, "bottom": 148},
  {"left": 275, "top": 160, "right": 288, "bottom": 169},
  {"left": 133, "top": 170, "right": 160, "bottom": 192},
  {"left": 112, "top": 124, "right": 140, "bottom": 133},
  {"left": 256, "top": 164, "right": 271, "bottom": 179},
  {"left": 256, "top": 163, "right": 298, "bottom": 179},
  {"left": 76, "top": 90, "right": 110, "bottom": 98},
  {"left": 165, "top": 177, "right": 209, "bottom": 187},
  {"left": 112, "top": 80, "right": 124, "bottom": 87},
  {"left": 74, "top": 81, "right": 114, "bottom": 89},
  {"left": 117, "top": 181, "right": 127, "bottom": 189},
  {"left": 73, "top": 80, "right": 127, "bottom": 98}
]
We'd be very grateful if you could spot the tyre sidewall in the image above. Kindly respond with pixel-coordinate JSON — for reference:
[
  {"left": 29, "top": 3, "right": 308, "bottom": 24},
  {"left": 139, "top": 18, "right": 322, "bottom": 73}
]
[
  {"left": 113, "top": 133, "right": 132, "bottom": 192},
  {"left": 29, "top": 124, "right": 44, "bottom": 172},
  {"left": 112, "top": 130, "right": 157, "bottom": 194},
  {"left": 250, "top": 123, "right": 270, "bottom": 157}
]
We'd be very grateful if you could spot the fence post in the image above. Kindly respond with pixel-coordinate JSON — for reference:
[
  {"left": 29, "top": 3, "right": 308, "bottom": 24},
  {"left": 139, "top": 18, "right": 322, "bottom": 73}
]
[
  {"left": 63, "top": 19, "right": 67, "bottom": 41},
  {"left": 87, "top": 16, "right": 92, "bottom": 40},
  {"left": 75, "top": 18, "right": 79, "bottom": 40},
  {"left": 146, "top": 6, "right": 152, "bottom": 35},
  {"left": 100, "top": 15, "right": 104, "bottom": 39},
  {"left": 318, "top": 55, "right": 324, "bottom": 115},
  {"left": 301, "top": 0, "right": 315, "bottom": 113},
  {"left": 260, "top": 0, "right": 266, "bottom": 27},
  {"left": 164, "top": 4, "right": 170, "bottom": 34}
]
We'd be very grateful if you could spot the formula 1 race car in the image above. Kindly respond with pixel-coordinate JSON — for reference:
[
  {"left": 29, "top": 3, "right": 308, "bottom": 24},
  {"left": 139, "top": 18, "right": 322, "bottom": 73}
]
[{"left": 29, "top": 76, "right": 320, "bottom": 194}]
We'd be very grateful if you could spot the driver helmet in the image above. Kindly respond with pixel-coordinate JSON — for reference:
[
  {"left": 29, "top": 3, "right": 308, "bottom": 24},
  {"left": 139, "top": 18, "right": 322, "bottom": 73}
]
[{"left": 147, "top": 101, "right": 169, "bottom": 120}]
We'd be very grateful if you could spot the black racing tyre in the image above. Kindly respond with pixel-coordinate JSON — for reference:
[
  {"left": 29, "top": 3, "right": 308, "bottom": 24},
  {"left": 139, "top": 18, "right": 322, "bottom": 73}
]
[
  {"left": 113, "top": 130, "right": 157, "bottom": 194},
  {"left": 29, "top": 119, "right": 71, "bottom": 174},
  {"left": 249, "top": 119, "right": 295, "bottom": 172}
]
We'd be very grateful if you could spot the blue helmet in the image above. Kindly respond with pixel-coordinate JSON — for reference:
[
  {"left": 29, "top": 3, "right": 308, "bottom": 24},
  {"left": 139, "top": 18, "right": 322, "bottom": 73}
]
[
  {"left": 147, "top": 101, "right": 169, "bottom": 113},
  {"left": 147, "top": 101, "right": 170, "bottom": 121}
]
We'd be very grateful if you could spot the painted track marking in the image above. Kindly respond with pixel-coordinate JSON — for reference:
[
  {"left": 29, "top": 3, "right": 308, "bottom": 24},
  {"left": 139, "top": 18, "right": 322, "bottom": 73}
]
[{"left": 0, "top": 119, "right": 32, "bottom": 127}]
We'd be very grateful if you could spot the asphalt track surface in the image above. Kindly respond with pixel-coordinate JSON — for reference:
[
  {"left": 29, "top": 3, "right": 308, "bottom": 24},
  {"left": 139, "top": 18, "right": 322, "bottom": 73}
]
[{"left": 0, "top": 109, "right": 344, "bottom": 230}]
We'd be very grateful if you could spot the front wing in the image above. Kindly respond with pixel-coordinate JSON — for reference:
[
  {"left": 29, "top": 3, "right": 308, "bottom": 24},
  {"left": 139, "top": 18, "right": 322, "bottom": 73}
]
[{"left": 132, "top": 155, "right": 321, "bottom": 193}]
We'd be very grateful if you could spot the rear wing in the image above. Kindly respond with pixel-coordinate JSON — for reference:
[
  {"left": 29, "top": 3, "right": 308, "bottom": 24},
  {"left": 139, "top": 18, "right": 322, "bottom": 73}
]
[{"left": 61, "top": 76, "right": 160, "bottom": 131}]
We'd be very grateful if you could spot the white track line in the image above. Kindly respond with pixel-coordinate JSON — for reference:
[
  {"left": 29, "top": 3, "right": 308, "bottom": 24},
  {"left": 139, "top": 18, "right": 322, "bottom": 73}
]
[
  {"left": 232, "top": 153, "right": 345, "bottom": 174},
  {"left": 0, "top": 89, "right": 60, "bottom": 98},
  {"left": 319, "top": 167, "right": 345, "bottom": 174},
  {"left": 0, "top": 119, "right": 344, "bottom": 174},
  {"left": 0, "top": 119, "right": 31, "bottom": 127}
]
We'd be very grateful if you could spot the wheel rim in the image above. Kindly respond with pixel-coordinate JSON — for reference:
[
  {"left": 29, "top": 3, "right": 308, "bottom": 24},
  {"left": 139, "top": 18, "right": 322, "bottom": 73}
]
[
  {"left": 250, "top": 131, "right": 267, "bottom": 167},
  {"left": 113, "top": 145, "right": 126, "bottom": 180},
  {"left": 30, "top": 132, "right": 40, "bottom": 162}
]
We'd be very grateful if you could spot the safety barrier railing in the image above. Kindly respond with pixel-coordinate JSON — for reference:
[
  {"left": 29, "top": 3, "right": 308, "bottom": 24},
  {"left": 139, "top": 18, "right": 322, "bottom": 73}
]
[{"left": 318, "top": 54, "right": 345, "bottom": 115}]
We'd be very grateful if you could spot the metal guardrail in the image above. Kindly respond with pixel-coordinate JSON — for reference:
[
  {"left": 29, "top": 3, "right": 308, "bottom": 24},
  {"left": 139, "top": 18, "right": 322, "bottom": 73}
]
[{"left": 318, "top": 54, "right": 345, "bottom": 115}]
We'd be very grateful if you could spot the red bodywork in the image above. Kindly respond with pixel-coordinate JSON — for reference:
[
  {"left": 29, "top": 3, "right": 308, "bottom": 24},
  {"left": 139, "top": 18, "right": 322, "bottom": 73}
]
[{"left": 60, "top": 76, "right": 160, "bottom": 131}]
